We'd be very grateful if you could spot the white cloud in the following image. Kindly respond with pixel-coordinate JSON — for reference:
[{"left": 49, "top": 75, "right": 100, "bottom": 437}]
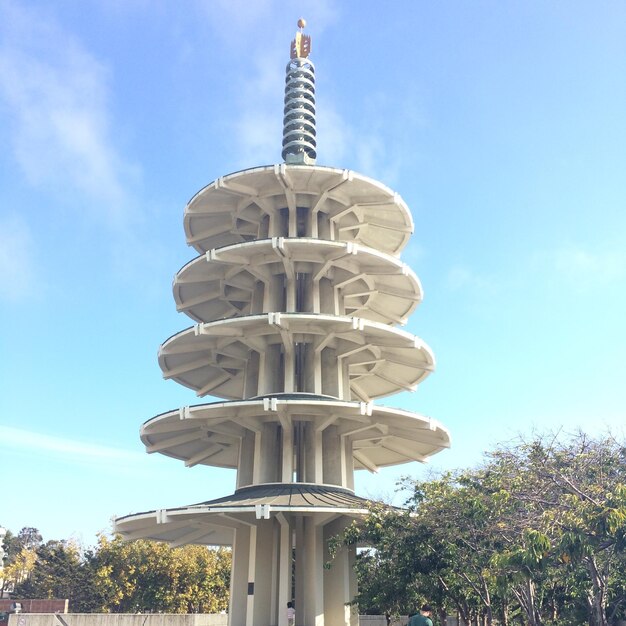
[
  {"left": 198, "top": 0, "right": 337, "bottom": 49},
  {"left": 315, "top": 106, "right": 349, "bottom": 165},
  {"left": 0, "top": 1, "right": 138, "bottom": 227},
  {"left": 550, "top": 245, "right": 626, "bottom": 289},
  {"left": 0, "top": 423, "right": 203, "bottom": 505},
  {"left": 325, "top": 87, "right": 428, "bottom": 184},
  {"left": 529, "top": 244, "right": 626, "bottom": 295},
  {"left": 356, "top": 133, "right": 402, "bottom": 185},
  {"left": 198, "top": 0, "right": 277, "bottom": 44},
  {"left": 197, "top": 0, "right": 357, "bottom": 171},
  {"left": 0, "top": 424, "right": 144, "bottom": 466},
  {"left": 0, "top": 213, "right": 38, "bottom": 301},
  {"left": 229, "top": 60, "right": 372, "bottom": 173},
  {"left": 401, "top": 240, "right": 426, "bottom": 268},
  {"left": 195, "top": 0, "right": 426, "bottom": 184},
  {"left": 231, "top": 51, "right": 285, "bottom": 167},
  {"left": 445, "top": 264, "right": 494, "bottom": 292},
  {"left": 228, "top": 55, "right": 415, "bottom": 181}
]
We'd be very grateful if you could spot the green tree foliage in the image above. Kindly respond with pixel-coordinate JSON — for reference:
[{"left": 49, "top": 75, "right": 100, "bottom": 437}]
[
  {"left": 345, "top": 432, "right": 626, "bottom": 626},
  {"left": 15, "top": 540, "right": 102, "bottom": 612},
  {"left": 491, "top": 433, "right": 626, "bottom": 626}
]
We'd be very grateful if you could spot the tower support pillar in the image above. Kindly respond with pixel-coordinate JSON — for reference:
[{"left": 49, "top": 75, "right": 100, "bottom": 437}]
[
  {"left": 230, "top": 525, "right": 251, "bottom": 626},
  {"left": 303, "top": 516, "right": 325, "bottom": 626},
  {"left": 247, "top": 520, "right": 277, "bottom": 626},
  {"left": 324, "top": 517, "right": 358, "bottom": 626},
  {"left": 277, "top": 513, "right": 292, "bottom": 626}
]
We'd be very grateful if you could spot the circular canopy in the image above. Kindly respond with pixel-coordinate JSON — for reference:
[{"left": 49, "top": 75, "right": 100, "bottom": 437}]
[
  {"left": 115, "top": 483, "right": 374, "bottom": 547},
  {"left": 141, "top": 395, "right": 450, "bottom": 471},
  {"left": 174, "top": 238, "right": 422, "bottom": 325},
  {"left": 158, "top": 313, "right": 435, "bottom": 401},
  {"left": 184, "top": 164, "right": 414, "bottom": 257}
]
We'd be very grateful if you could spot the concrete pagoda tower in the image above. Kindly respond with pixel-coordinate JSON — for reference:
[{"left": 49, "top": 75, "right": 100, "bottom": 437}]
[{"left": 116, "top": 20, "right": 451, "bottom": 626}]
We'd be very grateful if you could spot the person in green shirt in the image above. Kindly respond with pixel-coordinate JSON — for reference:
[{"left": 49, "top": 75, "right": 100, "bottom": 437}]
[{"left": 408, "top": 603, "right": 434, "bottom": 626}]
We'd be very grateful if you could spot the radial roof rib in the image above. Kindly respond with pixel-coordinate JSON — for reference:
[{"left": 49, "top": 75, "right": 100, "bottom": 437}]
[
  {"left": 146, "top": 430, "right": 205, "bottom": 454},
  {"left": 352, "top": 450, "right": 379, "bottom": 473},
  {"left": 169, "top": 527, "right": 217, "bottom": 549},
  {"left": 380, "top": 440, "right": 428, "bottom": 463}
]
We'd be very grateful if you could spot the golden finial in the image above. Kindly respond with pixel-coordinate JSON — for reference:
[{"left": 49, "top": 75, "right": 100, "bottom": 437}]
[{"left": 291, "top": 18, "right": 311, "bottom": 59}]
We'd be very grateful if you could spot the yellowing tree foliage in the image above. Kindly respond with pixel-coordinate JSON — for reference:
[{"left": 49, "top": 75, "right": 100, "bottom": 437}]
[{"left": 94, "top": 535, "right": 230, "bottom": 613}]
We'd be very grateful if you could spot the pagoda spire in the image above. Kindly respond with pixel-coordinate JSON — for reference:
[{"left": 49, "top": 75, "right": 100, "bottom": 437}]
[{"left": 282, "top": 18, "right": 317, "bottom": 165}]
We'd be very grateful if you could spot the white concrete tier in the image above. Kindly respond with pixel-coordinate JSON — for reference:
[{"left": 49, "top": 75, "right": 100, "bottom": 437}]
[
  {"left": 174, "top": 237, "right": 422, "bottom": 325},
  {"left": 159, "top": 313, "right": 435, "bottom": 401},
  {"left": 141, "top": 396, "right": 450, "bottom": 472},
  {"left": 115, "top": 484, "right": 364, "bottom": 626},
  {"left": 114, "top": 483, "right": 371, "bottom": 547},
  {"left": 184, "top": 164, "right": 413, "bottom": 257}
]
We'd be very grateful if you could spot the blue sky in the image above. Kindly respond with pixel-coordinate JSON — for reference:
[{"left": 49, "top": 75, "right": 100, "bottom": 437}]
[{"left": 1, "top": 0, "right": 625, "bottom": 547}]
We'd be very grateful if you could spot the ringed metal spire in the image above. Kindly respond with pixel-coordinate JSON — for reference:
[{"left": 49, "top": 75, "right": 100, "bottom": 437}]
[{"left": 282, "top": 18, "right": 316, "bottom": 165}]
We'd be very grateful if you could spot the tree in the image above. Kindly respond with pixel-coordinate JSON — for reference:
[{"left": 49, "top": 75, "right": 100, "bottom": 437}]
[
  {"left": 15, "top": 528, "right": 43, "bottom": 551},
  {"left": 491, "top": 433, "right": 626, "bottom": 626},
  {"left": 340, "top": 475, "right": 506, "bottom": 626},
  {"left": 2, "top": 547, "right": 37, "bottom": 597},
  {"left": 342, "top": 503, "right": 434, "bottom": 618},
  {"left": 3, "top": 528, "right": 231, "bottom": 614},
  {"left": 92, "top": 534, "right": 230, "bottom": 613},
  {"left": 13, "top": 539, "right": 97, "bottom": 611},
  {"left": 0, "top": 527, "right": 42, "bottom": 596},
  {"left": 346, "top": 431, "right": 626, "bottom": 626}
]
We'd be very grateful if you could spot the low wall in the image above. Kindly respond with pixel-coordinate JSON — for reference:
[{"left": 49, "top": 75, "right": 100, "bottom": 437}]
[
  {"left": 8, "top": 616, "right": 227, "bottom": 626},
  {"left": 0, "top": 603, "right": 68, "bottom": 615},
  {"left": 359, "top": 617, "right": 408, "bottom": 626},
  {"left": 8, "top": 614, "right": 423, "bottom": 626}
]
